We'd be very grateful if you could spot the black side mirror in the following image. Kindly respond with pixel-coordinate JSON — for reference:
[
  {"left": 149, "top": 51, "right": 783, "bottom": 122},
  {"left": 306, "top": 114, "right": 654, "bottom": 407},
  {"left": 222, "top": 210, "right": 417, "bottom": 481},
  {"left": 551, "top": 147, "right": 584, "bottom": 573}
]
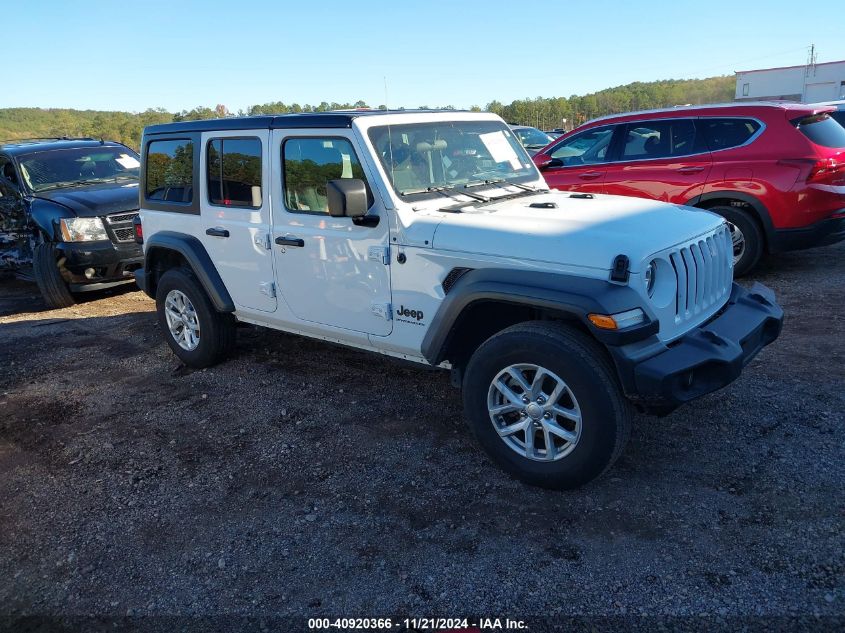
[
  {"left": 327, "top": 179, "right": 368, "bottom": 218},
  {"left": 0, "top": 176, "right": 22, "bottom": 198}
]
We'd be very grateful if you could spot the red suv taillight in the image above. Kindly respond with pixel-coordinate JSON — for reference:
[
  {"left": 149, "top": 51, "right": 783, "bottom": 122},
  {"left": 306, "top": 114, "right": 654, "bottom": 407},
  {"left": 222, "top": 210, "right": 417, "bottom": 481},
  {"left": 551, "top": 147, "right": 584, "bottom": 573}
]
[
  {"left": 807, "top": 158, "right": 845, "bottom": 185},
  {"left": 133, "top": 215, "right": 143, "bottom": 244}
]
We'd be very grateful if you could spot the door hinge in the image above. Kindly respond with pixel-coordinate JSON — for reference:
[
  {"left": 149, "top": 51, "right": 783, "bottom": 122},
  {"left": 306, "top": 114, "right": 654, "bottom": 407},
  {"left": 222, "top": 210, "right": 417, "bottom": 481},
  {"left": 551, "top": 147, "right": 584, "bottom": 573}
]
[
  {"left": 259, "top": 281, "right": 276, "bottom": 298},
  {"left": 368, "top": 245, "right": 390, "bottom": 265},
  {"left": 371, "top": 302, "right": 392, "bottom": 320},
  {"left": 254, "top": 233, "right": 271, "bottom": 250}
]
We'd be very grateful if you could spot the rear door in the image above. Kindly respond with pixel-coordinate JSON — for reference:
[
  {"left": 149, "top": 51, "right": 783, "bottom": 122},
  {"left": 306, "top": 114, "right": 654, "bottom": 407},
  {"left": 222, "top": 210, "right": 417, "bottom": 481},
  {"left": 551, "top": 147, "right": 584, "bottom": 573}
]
[
  {"left": 602, "top": 118, "right": 712, "bottom": 203},
  {"left": 536, "top": 124, "right": 617, "bottom": 193},
  {"left": 198, "top": 130, "right": 277, "bottom": 312}
]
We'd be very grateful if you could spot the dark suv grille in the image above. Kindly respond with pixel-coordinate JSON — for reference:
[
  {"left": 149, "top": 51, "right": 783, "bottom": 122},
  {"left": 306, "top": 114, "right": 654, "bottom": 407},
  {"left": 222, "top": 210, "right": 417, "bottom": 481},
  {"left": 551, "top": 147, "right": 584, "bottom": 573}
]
[{"left": 105, "top": 211, "right": 139, "bottom": 243}]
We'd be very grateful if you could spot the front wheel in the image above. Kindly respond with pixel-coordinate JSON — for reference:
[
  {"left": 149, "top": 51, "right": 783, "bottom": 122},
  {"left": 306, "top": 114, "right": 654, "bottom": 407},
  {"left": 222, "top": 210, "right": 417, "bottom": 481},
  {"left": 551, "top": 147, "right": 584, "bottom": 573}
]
[
  {"left": 462, "top": 321, "right": 631, "bottom": 489},
  {"left": 32, "top": 242, "right": 75, "bottom": 309},
  {"left": 155, "top": 267, "right": 236, "bottom": 368}
]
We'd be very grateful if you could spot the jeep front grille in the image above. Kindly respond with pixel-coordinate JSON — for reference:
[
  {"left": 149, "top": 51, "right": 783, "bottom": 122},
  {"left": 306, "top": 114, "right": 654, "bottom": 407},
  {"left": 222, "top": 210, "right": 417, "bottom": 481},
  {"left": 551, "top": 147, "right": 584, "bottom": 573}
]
[
  {"left": 105, "top": 211, "right": 139, "bottom": 243},
  {"left": 668, "top": 225, "right": 733, "bottom": 324}
]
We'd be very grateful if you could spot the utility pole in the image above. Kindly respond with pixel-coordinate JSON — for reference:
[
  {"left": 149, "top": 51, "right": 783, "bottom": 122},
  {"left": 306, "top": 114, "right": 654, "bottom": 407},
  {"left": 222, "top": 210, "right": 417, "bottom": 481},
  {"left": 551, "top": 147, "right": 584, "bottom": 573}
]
[{"left": 803, "top": 44, "right": 817, "bottom": 101}]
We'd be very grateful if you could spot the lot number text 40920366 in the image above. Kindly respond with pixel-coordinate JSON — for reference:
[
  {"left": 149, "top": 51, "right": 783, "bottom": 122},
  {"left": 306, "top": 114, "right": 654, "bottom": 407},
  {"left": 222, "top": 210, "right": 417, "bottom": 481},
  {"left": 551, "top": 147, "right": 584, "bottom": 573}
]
[{"left": 307, "top": 618, "right": 528, "bottom": 630}]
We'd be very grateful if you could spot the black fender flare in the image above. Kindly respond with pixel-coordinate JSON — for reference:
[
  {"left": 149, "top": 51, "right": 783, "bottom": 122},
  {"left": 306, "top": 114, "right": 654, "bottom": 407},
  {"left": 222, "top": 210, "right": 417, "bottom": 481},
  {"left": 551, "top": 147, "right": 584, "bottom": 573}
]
[
  {"left": 685, "top": 191, "right": 775, "bottom": 246},
  {"left": 139, "top": 231, "right": 234, "bottom": 312},
  {"left": 420, "top": 268, "right": 658, "bottom": 365}
]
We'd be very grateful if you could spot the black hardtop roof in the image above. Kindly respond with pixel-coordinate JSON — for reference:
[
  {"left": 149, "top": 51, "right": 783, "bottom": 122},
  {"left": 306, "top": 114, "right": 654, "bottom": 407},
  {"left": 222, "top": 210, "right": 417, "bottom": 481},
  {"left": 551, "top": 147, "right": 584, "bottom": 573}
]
[
  {"left": 143, "top": 109, "right": 466, "bottom": 136},
  {"left": 0, "top": 138, "right": 130, "bottom": 156}
]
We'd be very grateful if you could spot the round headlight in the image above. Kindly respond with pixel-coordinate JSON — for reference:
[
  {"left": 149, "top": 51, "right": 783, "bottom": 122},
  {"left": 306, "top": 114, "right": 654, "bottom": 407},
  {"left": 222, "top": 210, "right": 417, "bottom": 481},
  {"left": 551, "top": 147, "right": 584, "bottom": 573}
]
[{"left": 644, "top": 260, "right": 657, "bottom": 296}]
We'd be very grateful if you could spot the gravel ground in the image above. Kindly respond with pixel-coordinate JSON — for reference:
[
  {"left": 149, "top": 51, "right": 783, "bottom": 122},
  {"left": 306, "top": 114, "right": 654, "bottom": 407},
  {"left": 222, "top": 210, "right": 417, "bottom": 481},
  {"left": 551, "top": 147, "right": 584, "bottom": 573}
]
[{"left": 0, "top": 243, "right": 843, "bottom": 630}]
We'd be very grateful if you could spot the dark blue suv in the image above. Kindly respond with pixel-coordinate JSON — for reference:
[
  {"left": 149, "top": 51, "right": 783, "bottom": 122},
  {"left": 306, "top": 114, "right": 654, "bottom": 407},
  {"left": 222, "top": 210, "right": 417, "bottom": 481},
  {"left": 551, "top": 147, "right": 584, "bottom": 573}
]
[{"left": 0, "top": 138, "right": 143, "bottom": 307}]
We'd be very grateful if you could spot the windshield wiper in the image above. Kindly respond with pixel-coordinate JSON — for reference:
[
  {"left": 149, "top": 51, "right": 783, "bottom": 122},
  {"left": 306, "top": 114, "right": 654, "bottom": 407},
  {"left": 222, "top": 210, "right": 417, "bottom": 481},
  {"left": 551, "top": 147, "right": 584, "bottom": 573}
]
[
  {"left": 465, "top": 178, "right": 544, "bottom": 193},
  {"left": 400, "top": 185, "right": 490, "bottom": 203}
]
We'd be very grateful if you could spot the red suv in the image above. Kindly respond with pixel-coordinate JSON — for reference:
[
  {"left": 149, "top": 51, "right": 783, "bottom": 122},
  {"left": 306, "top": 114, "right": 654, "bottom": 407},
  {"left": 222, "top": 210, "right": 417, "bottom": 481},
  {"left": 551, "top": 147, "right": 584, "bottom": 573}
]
[{"left": 533, "top": 102, "right": 845, "bottom": 275}]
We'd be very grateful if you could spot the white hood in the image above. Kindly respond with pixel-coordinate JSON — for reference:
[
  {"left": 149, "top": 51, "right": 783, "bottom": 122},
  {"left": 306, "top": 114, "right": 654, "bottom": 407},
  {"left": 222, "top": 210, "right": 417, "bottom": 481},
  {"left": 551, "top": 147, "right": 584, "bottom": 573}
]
[{"left": 429, "top": 191, "right": 725, "bottom": 272}]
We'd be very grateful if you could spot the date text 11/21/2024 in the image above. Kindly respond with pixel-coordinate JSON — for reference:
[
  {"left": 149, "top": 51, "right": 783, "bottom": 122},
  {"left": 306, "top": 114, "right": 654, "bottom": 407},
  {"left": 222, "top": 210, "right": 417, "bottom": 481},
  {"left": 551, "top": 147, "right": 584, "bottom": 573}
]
[{"left": 307, "top": 617, "right": 528, "bottom": 630}]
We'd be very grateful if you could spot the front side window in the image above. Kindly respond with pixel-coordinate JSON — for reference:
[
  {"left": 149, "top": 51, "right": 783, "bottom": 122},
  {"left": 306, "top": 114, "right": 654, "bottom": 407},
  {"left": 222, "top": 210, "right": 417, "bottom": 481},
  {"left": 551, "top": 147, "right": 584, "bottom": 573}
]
[
  {"left": 700, "top": 118, "right": 761, "bottom": 151},
  {"left": 620, "top": 119, "right": 697, "bottom": 161},
  {"left": 146, "top": 139, "right": 193, "bottom": 203},
  {"left": 283, "top": 137, "right": 368, "bottom": 214},
  {"left": 368, "top": 120, "right": 536, "bottom": 197},
  {"left": 207, "top": 137, "right": 262, "bottom": 208},
  {"left": 550, "top": 125, "right": 614, "bottom": 165},
  {"left": 17, "top": 146, "right": 140, "bottom": 193}
]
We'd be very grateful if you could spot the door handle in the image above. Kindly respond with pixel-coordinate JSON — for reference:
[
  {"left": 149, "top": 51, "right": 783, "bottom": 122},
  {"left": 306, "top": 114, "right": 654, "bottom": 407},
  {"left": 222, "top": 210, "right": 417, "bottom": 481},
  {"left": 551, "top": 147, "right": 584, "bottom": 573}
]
[
  {"left": 578, "top": 171, "right": 603, "bottom": 180},
  {"left": 275, "top": 235, "right": 305, "bottom": 247},
  {"left": 676, "top": 166, "right": 705, "bottom": 174},
  {"left": 205, "top": 227, "right": 230, "bottom": 238}
]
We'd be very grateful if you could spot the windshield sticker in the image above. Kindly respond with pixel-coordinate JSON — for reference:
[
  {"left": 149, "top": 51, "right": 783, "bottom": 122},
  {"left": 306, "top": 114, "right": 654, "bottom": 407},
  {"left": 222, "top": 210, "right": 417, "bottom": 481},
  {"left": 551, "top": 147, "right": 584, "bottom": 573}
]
[
  {"left": 479, "top": 131, "right": 521, "bottom": 170},
  {"left": 116, "top": 154, "right": 140, "bottom": 169}
]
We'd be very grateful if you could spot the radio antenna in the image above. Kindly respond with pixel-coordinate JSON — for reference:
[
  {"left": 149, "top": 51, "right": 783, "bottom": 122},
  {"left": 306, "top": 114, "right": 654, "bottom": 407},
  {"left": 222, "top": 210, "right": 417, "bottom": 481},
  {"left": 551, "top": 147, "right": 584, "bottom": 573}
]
[{"left": 384, "top": 76, "right": 396, "bottom": 190}]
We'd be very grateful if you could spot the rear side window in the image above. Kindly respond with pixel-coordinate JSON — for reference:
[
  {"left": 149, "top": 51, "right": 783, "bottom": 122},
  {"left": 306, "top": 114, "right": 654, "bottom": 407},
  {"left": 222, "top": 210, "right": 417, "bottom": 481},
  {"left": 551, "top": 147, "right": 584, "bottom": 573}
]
[
  {"left": 620, "top": 119, "right": 698, "bottom": 160},
  {"left": 146, "top": 139, "right": 193, "bottom": 203},
  {"left": 283, "top": 137, "right": 368, "bottom": 214},
  {"left": 700, "top": 118, "right": 761, "bottom": 151},
  {"left": 207, "top": 137, "right": 262, "bottom": 208},
  {"left": 795, "top": 113, "right": 845, "bottom": 149},
  {"left": 830, "top": 111, "right": 845, "bottom": 128}
]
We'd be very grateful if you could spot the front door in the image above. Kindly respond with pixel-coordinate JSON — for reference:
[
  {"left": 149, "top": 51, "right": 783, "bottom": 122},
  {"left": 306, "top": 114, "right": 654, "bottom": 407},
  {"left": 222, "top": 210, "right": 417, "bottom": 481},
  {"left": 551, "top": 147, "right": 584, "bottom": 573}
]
[
  {"left": 198, "top": 130, "right": 277, "bottom": 312},
  {"left": 270, "top": 130, "right": 392, "bottom": 336},
  {"left": 0, "top": 156, "right": 28, "bottom": 266},
  {"left": 537, "top": 124, "right": 616, "bottom": 193}
]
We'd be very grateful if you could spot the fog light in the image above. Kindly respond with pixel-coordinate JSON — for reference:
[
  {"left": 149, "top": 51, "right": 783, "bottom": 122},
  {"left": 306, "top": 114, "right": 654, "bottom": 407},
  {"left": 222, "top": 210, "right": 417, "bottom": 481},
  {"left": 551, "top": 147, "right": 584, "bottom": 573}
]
[{"left": 84, "top": 268, "right": 96, "bottom": 279}]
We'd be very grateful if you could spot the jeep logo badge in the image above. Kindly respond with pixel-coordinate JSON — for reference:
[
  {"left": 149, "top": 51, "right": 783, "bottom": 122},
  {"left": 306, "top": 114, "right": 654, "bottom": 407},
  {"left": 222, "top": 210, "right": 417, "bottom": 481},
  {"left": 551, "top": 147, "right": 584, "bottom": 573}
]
[{"left": 396, "top": 305, "right": 424, "bottom": 321}]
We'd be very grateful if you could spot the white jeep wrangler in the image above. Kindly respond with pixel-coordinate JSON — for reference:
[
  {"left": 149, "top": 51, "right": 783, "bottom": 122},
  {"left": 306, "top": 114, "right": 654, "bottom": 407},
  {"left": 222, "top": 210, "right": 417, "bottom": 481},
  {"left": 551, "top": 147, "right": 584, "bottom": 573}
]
[{"left": 134, "top": 111, "right": 783, "bottom": 489}]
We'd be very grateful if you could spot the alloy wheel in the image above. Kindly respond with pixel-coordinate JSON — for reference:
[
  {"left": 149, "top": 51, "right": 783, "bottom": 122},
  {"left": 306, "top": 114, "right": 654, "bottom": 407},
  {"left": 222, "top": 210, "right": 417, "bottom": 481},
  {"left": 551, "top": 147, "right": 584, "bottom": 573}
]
[
  {"left": 487, "top": 363, "right": 582, "bottom": 461},
  {"left": 164, "top": 289, "right": 201, "bottom": 351},
  {"left": 728, "top": 221, "right": 746, "bottom": 265}
]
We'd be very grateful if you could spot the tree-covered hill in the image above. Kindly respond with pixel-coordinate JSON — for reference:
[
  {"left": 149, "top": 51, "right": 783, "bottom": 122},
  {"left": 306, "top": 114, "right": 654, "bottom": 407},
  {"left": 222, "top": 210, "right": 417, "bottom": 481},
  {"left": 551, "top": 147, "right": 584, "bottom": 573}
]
[{"left": 0, "top": 75, "right": 736, "bottom": 150}]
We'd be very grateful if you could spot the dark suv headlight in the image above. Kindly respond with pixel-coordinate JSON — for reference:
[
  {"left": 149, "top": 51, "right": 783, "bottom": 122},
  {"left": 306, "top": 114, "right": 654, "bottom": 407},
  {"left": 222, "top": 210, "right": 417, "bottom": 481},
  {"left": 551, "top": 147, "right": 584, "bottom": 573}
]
[{"left": 59, "top": 217, "right": 108, "bottom": 242}]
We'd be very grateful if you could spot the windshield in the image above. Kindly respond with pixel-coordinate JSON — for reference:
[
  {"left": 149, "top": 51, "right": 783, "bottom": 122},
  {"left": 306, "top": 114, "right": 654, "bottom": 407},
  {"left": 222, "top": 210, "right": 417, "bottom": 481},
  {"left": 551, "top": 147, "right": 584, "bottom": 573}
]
[
  {"left": 17, "top": 146, "right": 140, "bottom": 192},
  {"left": 368, "top": 120, "right": 538, "bottom": 197},
  {"left": 513, "top": 127, "right": 553, "bottom": 148}
]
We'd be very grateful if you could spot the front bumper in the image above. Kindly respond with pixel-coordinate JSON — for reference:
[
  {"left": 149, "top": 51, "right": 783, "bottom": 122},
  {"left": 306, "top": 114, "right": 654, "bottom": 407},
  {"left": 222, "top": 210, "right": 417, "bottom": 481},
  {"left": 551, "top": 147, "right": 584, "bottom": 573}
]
[
  {"left": 613, "top": 282, "right": 783, "bottom": 413},
  {"left": 56, "top": 240, "right": 143, "bottom": 285},
  {"left": 769, "top": 213, "right": 845, "bottom": 253}
]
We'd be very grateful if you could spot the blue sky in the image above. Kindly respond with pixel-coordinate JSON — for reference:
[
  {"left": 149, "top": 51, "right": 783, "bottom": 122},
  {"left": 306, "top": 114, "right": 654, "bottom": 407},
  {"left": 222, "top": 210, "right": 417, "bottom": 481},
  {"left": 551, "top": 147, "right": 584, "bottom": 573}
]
[{"left": 5, "top": 0, "right": 844, "bottom": 113}]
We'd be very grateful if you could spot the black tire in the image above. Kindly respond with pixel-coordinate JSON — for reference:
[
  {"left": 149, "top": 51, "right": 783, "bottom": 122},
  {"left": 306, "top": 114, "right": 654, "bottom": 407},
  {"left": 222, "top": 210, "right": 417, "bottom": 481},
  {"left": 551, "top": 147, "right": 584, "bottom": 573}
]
[
  {"left": 155, "top": 267, "right": 236, "bottom": 368},
  {"left": 32, "top": 242, "right": 75, "bottom": 309},
  {"left": 462, "top": 321, "right": 631, "bottom": 490},
  {"left": 706, "top": 205, "right": 763, "bottom": 277}
]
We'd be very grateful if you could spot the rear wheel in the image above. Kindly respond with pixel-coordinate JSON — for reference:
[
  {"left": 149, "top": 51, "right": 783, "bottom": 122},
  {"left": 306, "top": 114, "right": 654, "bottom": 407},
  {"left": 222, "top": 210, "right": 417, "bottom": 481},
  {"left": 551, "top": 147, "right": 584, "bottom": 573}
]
[
  {"left": 32, "top": 242, "right": 75, "bottom": 309},
  {"left": 706, "top": 205, "right": 763, "bottom": 277},
  {"left": 462, "top": 321, "right": 631, "bottom": 489},
  {"left": 155, "top": 267, "right": 236, "bottom": 368}
]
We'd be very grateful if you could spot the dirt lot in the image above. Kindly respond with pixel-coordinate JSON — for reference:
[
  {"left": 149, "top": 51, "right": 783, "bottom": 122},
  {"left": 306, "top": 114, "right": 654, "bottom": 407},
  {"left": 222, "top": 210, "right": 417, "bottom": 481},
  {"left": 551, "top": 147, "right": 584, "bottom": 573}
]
[{"left": 0, "top": 243, "right": 843, "bottom": 628}]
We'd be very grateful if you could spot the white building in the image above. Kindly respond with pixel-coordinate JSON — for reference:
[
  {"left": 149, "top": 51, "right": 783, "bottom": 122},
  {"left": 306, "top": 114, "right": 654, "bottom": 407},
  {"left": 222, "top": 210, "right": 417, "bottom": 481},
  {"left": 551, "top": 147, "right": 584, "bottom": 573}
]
[{"left": 735, "top": 60, "right": 845, "bottom": 103}]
